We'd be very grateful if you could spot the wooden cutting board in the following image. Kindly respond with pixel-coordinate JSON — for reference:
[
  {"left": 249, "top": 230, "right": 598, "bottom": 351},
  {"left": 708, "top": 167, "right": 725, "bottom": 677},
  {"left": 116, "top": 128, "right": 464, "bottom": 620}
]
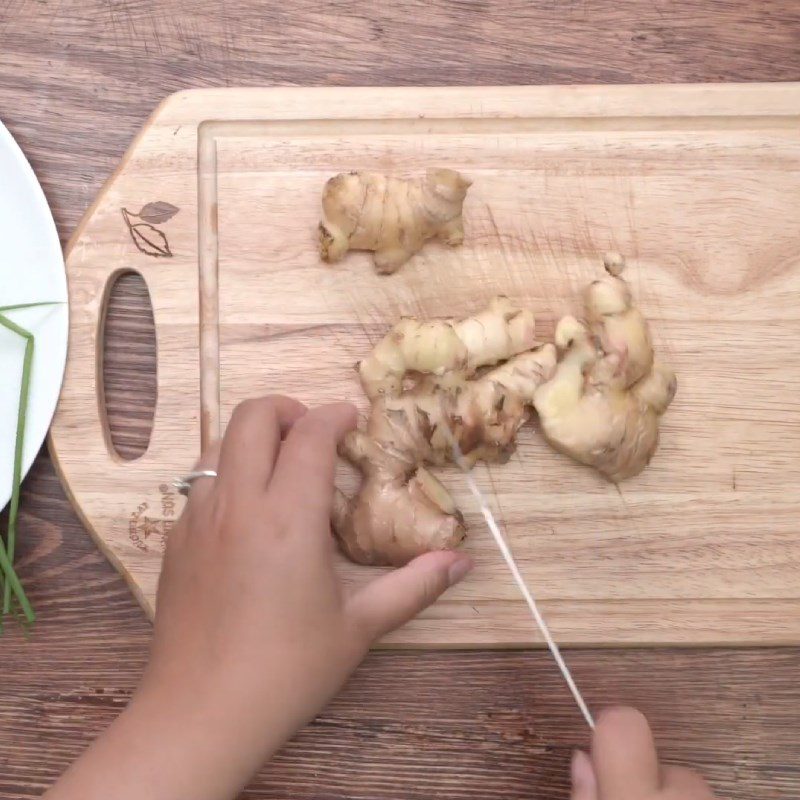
[{"left": 51, "top": 84, "right": 800, "bottom": 647}]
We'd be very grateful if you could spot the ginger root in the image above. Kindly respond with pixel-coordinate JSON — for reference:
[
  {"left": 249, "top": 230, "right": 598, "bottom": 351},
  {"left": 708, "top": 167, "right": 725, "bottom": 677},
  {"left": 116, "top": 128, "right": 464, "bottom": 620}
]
[
  {"left": 359, "top": 296, "right": 537, "bottom": 399},
  {"left": 533, "top": 255, "right": 677, "bottom": 482},
  {"left": 318, "top": 168, "right": 471, "bottom": 274},
  {"left": 332, "top": 431, "right": 466, "bottom": 567},
  {"left": 333, "top": 299, "right": 556, "bottom": 566}
]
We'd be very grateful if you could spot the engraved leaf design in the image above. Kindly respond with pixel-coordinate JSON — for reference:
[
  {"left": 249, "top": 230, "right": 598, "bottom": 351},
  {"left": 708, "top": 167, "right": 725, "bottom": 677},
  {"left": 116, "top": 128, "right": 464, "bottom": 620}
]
[
  {"left": 138, "top": 200, "right": 179, "bottom": 224},
  {"left": 130, "top": 223, "right": 172, "bottom": 257}
]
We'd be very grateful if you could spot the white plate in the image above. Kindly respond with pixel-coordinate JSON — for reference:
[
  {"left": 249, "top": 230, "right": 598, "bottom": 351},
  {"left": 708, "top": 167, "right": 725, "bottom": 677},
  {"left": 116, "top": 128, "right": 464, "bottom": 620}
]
[{"left": 0, "top": 120, "right": 68, "bottom": 510}]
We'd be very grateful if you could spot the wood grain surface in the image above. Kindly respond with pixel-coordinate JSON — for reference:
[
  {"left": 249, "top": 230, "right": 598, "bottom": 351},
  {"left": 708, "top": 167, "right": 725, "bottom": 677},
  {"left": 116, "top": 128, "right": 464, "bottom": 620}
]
[
  {"left": 2, "top": 1, "right": 800, "bottom": 797},
  {"left": 52, "top": 83, "right": 800, "bottom": 647}
]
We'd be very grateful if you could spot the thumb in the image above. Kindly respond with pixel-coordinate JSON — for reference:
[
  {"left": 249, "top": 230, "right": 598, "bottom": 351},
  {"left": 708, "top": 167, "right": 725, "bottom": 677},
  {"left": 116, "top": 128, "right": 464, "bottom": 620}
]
[
  {"left": 348, "top": 550, "right": 473, "bottom": 641},
  {"left": 592, "top": 707, "right": 661, "bottom": 800},
  {"left": 570, "top": 750, "right": 599, "bottom": 800}
]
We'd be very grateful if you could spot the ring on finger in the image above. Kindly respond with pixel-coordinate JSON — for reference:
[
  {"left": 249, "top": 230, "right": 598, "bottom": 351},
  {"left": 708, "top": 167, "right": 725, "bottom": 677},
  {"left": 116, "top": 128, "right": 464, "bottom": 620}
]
[{"left": 173, "top": 469, "right": 218, "bottom": 496}]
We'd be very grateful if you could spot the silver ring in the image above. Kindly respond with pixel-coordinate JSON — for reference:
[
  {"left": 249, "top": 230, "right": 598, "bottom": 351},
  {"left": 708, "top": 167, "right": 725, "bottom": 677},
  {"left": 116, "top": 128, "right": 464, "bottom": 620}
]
[{"left": 173, "top": 470, "right": 218, "bottom": 496}]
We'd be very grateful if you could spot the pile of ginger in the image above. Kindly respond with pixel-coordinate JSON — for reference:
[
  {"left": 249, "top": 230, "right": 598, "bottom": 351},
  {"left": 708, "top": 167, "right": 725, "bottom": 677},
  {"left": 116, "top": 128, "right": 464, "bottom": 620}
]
[{"left": 317, "top": 170, "right": 677, "bottom": 567}]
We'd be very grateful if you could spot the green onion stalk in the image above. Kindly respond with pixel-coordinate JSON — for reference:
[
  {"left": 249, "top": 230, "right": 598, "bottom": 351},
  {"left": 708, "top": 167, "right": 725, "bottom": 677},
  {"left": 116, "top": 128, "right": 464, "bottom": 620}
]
[{"left": 0, "top": 302, "right": 62, "bottom": 624}]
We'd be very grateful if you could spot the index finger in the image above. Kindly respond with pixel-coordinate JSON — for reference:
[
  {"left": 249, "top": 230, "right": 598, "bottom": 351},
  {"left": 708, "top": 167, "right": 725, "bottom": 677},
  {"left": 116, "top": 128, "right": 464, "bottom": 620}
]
[
  {"left": 591, "top": 707, "right": 661, "bottom": 800},
  {"left": 267, "top": 402, "right": 357, "bottom": 522},
  {"left": 217, "top": 395, "right": 307, "bottom": 495}
]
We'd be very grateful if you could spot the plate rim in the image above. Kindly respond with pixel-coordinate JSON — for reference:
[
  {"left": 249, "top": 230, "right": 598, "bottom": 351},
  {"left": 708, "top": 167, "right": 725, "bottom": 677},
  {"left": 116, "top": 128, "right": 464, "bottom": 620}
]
[{"left": 0, "top": 119, "right": 69, "bottom": 510}]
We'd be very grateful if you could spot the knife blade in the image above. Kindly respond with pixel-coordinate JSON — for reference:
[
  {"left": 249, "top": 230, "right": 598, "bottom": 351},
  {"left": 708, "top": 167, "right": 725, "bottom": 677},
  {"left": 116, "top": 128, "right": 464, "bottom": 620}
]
[{"left": 446, "top": 430, "right": 595, "bottom": 730}]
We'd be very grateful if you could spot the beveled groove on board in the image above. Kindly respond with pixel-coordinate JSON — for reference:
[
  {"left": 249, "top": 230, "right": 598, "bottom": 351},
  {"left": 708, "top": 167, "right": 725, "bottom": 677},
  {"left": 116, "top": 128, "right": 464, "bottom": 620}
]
[{"left": 3, "top": 1, "right": 800, "bottom": 798}]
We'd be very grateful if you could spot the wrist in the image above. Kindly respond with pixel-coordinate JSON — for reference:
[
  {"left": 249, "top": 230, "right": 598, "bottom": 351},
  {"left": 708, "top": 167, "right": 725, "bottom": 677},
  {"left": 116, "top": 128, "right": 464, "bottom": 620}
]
[
  {"left": 128, "top": 649, "right": 349, "bottom": 795},
  {"left": 124, "top": 682, "right": 270, "bottom": 799},
  {"left": 56, "top": 630, "right": 366, "bottom": 800},
  {"left": 46, "top": 684, "right": 265, "bottom": 800}
]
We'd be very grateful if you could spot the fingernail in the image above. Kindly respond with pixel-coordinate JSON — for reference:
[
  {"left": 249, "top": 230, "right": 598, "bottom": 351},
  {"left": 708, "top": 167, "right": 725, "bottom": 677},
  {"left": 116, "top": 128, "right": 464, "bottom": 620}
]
[
  {"left": 571, "top": 749, "right": 596, "bottom": 790},
  {"left": 447, "top": 556, "right": 473, "bottom": 586}
]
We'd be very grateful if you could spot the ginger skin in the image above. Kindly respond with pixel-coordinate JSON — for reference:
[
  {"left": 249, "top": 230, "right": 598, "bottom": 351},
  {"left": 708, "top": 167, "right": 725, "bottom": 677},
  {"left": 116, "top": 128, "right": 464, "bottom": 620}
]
[
  {"left": 333, "top": 299, "right": 556, "bottom": 567},
  {"left": 359, "top": 296, "right": 537, "bottom": 399},
  {"left": 533, "top": 255, "right": 677, "bottom": 482},
  {"left": 366, "top": 347, "right": 557, "bottom": 469},
  {"left": 332, "top": 432, "right": 466, "bottom": 567},
  {"left": 319, "top": 168, "right": 471, "bottom": 274}
]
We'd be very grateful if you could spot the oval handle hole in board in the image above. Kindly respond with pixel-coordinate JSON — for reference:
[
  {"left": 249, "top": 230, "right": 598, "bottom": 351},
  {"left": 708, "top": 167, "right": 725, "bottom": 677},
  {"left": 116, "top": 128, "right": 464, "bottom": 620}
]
[{"left": 100, "top": 271, "right": 156, "bottom": 460}]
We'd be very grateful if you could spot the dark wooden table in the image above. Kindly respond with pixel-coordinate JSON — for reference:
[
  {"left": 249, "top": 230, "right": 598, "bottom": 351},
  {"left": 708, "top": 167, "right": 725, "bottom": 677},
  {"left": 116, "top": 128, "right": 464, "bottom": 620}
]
[{"left": 2, "top": 3, "right": 800, "bottom": 798}]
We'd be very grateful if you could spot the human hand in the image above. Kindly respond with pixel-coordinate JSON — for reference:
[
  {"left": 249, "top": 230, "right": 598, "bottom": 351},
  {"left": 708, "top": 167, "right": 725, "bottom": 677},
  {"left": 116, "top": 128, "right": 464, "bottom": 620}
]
[
  {"left": 47, "top": 396, "right": 472, "bottom": 800},
  {"left": 571, "top": 707, "right": 716, "bottom": 799}
]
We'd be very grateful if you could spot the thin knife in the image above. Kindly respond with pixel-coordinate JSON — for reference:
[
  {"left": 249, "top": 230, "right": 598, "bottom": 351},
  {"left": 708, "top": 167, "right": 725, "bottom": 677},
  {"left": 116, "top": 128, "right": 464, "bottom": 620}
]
[{"left": 446, "top": 432, "right": 596, "bottom": 730}]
